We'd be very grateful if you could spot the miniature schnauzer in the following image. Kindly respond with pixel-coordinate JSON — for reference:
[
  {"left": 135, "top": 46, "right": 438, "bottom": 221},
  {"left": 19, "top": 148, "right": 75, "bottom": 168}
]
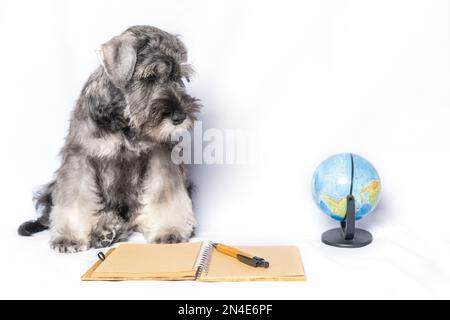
[{"left": 18, "top": 26, "right": 201, "bottom": 253}]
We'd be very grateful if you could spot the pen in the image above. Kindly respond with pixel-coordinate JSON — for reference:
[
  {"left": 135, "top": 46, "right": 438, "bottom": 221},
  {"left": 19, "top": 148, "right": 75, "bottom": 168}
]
[{"left": 212, "top": 243, "right": 270, "bottom": 268}]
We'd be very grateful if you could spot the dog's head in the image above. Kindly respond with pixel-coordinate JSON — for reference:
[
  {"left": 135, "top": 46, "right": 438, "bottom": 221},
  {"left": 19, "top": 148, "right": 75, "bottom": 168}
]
[{"left": 97, "top": 25, "right": 200, "bottom": 142}]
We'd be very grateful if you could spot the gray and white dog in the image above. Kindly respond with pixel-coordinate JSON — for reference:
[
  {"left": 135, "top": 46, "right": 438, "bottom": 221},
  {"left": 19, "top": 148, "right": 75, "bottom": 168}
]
[{"left": 18, "top": 26, "right": 201, "bottom": 253}]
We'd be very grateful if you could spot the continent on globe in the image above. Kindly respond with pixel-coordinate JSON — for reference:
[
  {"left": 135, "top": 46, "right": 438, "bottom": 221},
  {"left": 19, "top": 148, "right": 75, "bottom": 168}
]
[
  {"left": 359, "top": 180, "right": 381, "bottom": 207},
  {"left": 319, "top": 194, "right": 347, "bottom": 219}
]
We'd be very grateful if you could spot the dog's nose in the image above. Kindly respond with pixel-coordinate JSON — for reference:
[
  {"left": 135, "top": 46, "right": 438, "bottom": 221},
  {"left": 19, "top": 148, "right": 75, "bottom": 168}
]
[{"left": 171, "top": 112, "right": 186, "bottom": 125}]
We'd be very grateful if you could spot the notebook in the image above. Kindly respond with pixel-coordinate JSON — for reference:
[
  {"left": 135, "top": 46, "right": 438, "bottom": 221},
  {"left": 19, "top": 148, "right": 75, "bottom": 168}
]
[{"left": 81, "top": 241, "right": 305, "bottom": 282}]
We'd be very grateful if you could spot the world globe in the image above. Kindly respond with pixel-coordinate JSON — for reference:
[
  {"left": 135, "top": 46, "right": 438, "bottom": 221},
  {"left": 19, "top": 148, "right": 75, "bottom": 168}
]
[{"left": 312, "top": 153, "right": 381, "bottom": 221}]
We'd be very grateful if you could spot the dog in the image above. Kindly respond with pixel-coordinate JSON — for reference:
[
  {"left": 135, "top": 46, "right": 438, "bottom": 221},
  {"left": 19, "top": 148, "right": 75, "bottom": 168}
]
[{"left": 18, "top": 26, "right": 201, "bottom": 253}]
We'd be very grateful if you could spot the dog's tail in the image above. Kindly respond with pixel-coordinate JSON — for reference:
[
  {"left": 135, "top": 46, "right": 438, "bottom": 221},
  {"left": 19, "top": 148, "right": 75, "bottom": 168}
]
[{"left": 18, "top": 181, "right": 55, "bottom": 236}]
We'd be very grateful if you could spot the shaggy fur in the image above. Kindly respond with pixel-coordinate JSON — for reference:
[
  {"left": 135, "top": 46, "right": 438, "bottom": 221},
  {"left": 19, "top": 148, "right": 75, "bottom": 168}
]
[{"left": 18, "top": 26, "right": 201, "bottom": 253}]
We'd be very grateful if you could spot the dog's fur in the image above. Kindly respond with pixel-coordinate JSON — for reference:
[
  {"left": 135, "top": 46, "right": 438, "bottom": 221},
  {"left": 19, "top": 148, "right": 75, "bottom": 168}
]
[{"left": 18, "top": 26, "right": 201, "bottom": 253}]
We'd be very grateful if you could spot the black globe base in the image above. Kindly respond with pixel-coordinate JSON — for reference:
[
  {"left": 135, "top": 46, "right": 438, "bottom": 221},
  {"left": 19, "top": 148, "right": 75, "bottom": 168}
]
[
  {"left": 322, "top": 228, "right": 372, "bottom": 248},
  {"left": 321, "top": 195, "right": 373, "bottom": 248}
]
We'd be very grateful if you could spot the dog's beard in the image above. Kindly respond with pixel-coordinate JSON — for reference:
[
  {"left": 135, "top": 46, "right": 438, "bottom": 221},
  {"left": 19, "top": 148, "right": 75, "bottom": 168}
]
[{"left": 148, "top": 118, "right": 192, "bottom": 142}]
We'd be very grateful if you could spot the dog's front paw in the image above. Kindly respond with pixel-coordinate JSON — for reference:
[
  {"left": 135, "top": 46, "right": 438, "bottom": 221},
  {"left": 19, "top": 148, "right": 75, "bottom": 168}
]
[
  {"left": 150, "top": 225, "right": 194, "bottom": 244},
  {"left": 90, "top": 229, "right": 116, "bottom": 248},
  {"left": 50, "top": 237, "right": 89, "bottom": 253},
  {"left": 154, "top": 232, "right": 184, "bottom": 244}
]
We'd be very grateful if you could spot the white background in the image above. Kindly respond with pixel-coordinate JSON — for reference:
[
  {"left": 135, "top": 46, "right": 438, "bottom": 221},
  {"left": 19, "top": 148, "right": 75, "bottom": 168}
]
[{"left": 0, "top": 0, "right": 449, "bottom": 299}]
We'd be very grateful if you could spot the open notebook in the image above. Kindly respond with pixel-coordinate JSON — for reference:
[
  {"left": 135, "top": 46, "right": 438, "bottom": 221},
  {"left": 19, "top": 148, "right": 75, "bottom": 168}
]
[{"left": 81, "top": 241, "right": 305, "bottom": 282}]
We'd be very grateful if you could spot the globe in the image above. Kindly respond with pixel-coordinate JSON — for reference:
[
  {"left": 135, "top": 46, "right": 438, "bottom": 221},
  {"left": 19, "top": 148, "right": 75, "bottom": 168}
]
[{"left": 312, "top": 153, "right": 381, "bottom": 221}]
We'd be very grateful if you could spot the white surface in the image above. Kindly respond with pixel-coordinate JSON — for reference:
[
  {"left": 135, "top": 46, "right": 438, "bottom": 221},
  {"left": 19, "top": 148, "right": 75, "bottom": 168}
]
[{"left": 1, "top": 0, "right": 450, "bottom": 299}]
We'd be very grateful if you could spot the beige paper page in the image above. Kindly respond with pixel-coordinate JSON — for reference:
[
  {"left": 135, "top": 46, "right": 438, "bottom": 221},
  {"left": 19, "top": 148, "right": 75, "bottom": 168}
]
[
  {"left": 89, "top": 242, "right": 202, "bottom": 280},
  {"left": 199, "top": 246, "right": 305, "bottom": 282}
]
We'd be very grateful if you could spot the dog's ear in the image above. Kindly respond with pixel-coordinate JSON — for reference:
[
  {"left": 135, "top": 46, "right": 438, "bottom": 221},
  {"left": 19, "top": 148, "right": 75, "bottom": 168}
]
[
  {"left": 97, "top": 33, "right": 137, "bottom": 88},
  {"left": 180, "top": 63, "right": 195, "bottom": 83}
]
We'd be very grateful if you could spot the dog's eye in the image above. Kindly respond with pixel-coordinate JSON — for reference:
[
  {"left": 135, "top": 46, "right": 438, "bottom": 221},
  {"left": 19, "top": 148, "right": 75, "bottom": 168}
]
[
  {"left": 162, "top": 110, "right": 172, "bottom": 118},
  {"left": 141, "top": 76, "right": 156, "bottom": 84}
]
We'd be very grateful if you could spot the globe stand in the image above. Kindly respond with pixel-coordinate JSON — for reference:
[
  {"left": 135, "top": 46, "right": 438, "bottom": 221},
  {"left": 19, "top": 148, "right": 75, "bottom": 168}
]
[{"left": 321, "top": 195, "right": 373, "bottom": 248}]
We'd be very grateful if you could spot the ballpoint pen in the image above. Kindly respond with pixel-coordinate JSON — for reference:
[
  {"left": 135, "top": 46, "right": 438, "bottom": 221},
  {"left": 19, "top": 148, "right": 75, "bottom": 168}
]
[{"left": 213, "top": 243, "right": 270, "bottom": 268}]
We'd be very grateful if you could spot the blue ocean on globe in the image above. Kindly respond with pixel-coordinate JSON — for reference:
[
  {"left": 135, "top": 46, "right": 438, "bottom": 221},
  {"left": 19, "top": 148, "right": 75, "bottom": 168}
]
[{"left": 312, "top": 153, "right": 381, "bottom": 221}]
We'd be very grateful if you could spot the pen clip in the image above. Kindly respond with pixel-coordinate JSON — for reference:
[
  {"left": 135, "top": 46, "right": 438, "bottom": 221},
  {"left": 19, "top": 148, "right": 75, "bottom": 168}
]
[{"left": 254, "top": 256, "right": 270, "bottom": 268}]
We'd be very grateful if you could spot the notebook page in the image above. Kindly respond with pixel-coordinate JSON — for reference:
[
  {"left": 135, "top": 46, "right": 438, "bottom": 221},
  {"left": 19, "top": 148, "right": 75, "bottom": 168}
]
[
  {"left": 91, "top": 242, "right": 202, "bottom": 279},
  {"left": 199, "top": 246, "right": 305, "bottom": 282}
]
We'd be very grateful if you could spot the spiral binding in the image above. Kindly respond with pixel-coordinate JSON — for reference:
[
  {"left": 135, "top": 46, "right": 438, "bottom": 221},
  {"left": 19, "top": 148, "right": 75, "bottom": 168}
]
[{"left": 194, "top": 240, "right": 213, "bottom": 279}]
